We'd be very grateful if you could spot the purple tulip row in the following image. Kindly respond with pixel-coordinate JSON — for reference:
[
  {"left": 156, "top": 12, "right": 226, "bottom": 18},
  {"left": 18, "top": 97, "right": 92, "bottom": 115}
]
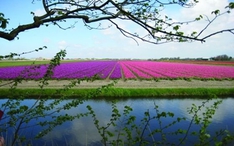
[
  {"left": 0, "top": 61, "right": 121, "bottom": 80},
  {"left": 0, "top": 60, "right": 234, "bottom": 80},
  {"left": 0, "top": 65, "right": 48, "bottom": 79},
  {"left": 109, "top": 62, "right": 122, "bottom": 79},
  {"left": 52, "top": 61, "right": 117, "bottom": 79}
]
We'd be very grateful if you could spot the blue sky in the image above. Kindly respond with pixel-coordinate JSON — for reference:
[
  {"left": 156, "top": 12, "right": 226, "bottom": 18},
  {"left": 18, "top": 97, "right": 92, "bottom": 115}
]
[{"left": 0, "top": 0, "right": 234, "bottom": 59}]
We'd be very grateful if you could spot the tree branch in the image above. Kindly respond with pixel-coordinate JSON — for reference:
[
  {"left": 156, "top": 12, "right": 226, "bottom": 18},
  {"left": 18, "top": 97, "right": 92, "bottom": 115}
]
[
  {"left": 0, "top": 0, "right": 233, "bottom": 44},
  {"left": 109, "top": 0, "right": 205, "bottom": 43},
  {"left": 201, "top": 28, "right": 234, "bottom": 40},
  {"left": 0, "top": 22, "right": 41, "bottom": 41}
]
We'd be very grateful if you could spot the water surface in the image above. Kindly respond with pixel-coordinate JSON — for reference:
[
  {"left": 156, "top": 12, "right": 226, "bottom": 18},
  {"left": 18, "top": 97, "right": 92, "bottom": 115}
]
[{"left": 0, "top": 97, "right": 233, "bottom": 145}]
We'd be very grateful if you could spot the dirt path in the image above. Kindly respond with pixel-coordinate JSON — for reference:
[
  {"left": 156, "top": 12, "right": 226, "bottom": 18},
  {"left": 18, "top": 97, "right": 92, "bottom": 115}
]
[{"left": 0, "top": 80, "right": 233, "bottom": 89}]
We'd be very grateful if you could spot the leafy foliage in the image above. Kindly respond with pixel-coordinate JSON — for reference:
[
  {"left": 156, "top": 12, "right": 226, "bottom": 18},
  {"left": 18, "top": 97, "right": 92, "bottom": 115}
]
[
  {"left": 0, "top": 46, "right": 47, "bottom": 60},
  {"left": 0, "top": 13, "right": 9, "bottom": 29},
  {"left": 87, "top": 95, "right": 234, "bottom": 145}
]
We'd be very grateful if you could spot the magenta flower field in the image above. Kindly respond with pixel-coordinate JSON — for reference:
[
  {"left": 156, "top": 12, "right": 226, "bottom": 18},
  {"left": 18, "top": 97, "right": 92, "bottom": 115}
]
[{"left": 0, "top": 61, "right": 234, "bottom": 80}]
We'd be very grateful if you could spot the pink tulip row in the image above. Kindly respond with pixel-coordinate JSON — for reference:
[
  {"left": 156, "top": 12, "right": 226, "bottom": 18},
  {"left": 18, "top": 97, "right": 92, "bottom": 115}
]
[
  {"left": 118, "top": 61, "right": 136, "bottom": 79},
  {"left": 121, "top": 61, "right": 165, "bottom": 78},
  {"left": 120, "top": 61, "right": 234, "bottom": 79}
]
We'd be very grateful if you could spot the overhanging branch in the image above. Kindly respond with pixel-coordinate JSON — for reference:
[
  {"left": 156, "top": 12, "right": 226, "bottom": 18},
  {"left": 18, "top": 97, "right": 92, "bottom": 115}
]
[
  {"left": 201, "top": 28, "right": 234, "bottom": 40},
  {"left": 0, "top": 22, "right": 41, "bottom": 41},
  {"left": 0, "top": 0, "right": 233, "bottom": 44}
]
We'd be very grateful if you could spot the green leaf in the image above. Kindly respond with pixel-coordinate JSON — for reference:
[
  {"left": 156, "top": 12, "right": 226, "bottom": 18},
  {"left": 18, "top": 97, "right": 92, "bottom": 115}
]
[
  {"left": 177, "top": 117, "right": 181, "bottom": 122},
  {"left": 0, "top": 13, "right": 3, "bottom": 17},
  {"left": 0, "top": 15, "right": 8, "bottom": 29},
  {"left": 173, "top": 25, "right": 180, "bottom": 31},
  {"left": 176, "top": 31, "right": 184, "bottom": 36},
  {"left": 212, "top": 10, "right": 220, "bottom": 15},
  {"left": 195, "top": 17, "right": 200, "bottom": 21},
  {"left": 161, "top": 111, "right": 166, "bottom": 117},
  {"left": 57, "top": 10, "right": 64, "bottom": 15},
  {"left": 191, "top": 131, "right": 197, "bottom": 135},
  {"left": 143, "top": 3, "right": 149, "bottom": 6},
  {"left": 0, "top": 21, "right": 7, "bottom": 29},
  {"left": 226, "top": 2, "right": 234, "bottom": 9},
  {"left": 191, "top": 31, "right": 197, "bottom": 36},
  {"left": 167, "top": 112, "right": 174, "bottom": 117},
  {"left": 107, "top": 131, "right": 114, "bottom": 137}
]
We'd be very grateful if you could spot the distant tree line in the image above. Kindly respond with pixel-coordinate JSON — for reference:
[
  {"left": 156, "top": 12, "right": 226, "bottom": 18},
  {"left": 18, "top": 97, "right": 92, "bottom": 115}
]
[
  {"left": 147, "top": 54, "right": 233, "bottom": 61},
  {"left": 0, "top": 57, "right": 28, "bottom": 61},
  {"left": 210, "top": 54, "right": 233, "bottom": 61}
]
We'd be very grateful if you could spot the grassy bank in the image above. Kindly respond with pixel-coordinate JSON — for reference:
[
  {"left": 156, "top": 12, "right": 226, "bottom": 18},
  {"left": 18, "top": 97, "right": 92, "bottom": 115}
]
[
  {"left": 0, "top": 60, "right": 81, "bottom": 67},
  {"left": 1, "top": 88, "right": 234, "bottom": 98}
]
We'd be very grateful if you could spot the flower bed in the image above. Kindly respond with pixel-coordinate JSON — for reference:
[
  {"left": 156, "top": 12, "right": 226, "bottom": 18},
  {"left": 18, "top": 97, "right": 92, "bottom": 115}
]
[{"left": 0, "top": 61, "right": 233, "bottom": 80}]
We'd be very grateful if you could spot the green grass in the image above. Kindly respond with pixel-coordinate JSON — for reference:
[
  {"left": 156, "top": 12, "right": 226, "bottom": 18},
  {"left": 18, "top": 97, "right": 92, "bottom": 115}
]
[
  {"left": 1, "top": 88, "right": 234, "bottom": 99},
  {"left": 0, "top": 60, "right": 50, "bottom": 67},
  {"left": 0, "top": 60, "right": 83, "bottom": 67}
]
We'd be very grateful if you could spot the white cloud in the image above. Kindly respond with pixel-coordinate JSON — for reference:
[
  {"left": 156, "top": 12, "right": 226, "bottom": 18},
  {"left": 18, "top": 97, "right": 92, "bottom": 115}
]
[
  {"left": 58, "top": 40, "right": 67, "bottom": 45},
  {"left": 58, "top": 40, "right": 68, "bottom": 49},
  {"left": 34, "top": 9, "right": 46, "bottom": 16},
  {"left": 72, "top": 44, "right": 82, "bottom": 49},
  {"left": 178, "top": 0, "right": 234, "bottom": 37},
  {"left": 182, "top": 0, "right": 229, "bottom": 18},
  {"left": 43, "top": 38, "right": 51, "bottom": 43},
  {"left": 102, "top": 28, "right": 116, "bottom": 35}
]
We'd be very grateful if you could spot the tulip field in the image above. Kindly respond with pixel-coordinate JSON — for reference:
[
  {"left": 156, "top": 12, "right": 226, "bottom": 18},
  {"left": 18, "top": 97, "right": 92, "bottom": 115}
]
[{"left": 0, "top": 60, "right": 234, "bottom": 80}]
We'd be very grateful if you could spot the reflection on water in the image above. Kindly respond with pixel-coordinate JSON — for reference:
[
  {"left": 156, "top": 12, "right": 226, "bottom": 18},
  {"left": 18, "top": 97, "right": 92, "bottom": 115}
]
[{"left": 0, "top": 97, "right": 234, "bottom": 145}]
